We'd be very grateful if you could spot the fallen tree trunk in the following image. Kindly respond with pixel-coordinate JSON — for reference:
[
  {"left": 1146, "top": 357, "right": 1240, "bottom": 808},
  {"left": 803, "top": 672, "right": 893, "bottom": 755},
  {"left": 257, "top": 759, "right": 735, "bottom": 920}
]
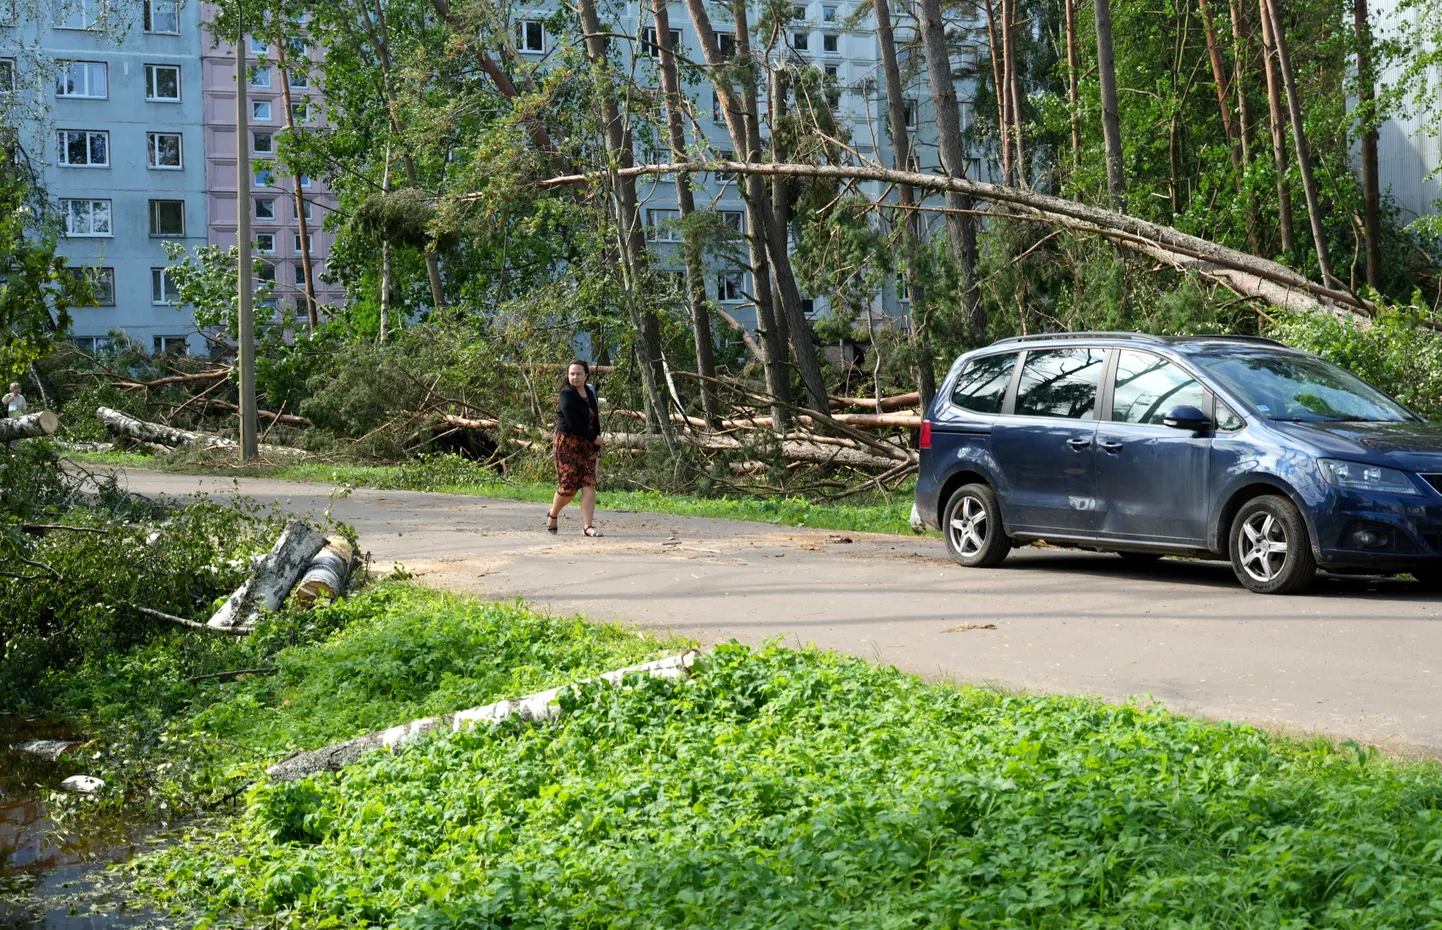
[
  {"left": 207, "top": 522, "right": 326, "bottom": 631},
  {"left": 268, "top": 650, "right": 701, "bottom": 782},
  {"left": 201, "top": 399, "right": 313, "bottom": 428},
  {"left": 292, "top": 537, "right": 356, "bottom": 608},
  {"left": 606, "top": 409, "right": 921, "bottom": 431},
  {"left": 438, "top": 413, "right": 500, "bottom": 431},
  {"left": 600, "top": 431, "right": 914, "bottom": 468},
  {"left": 115, "top": 369, "right": 230, "bottom": 389},
  {"left": 0, "top": 410, "right": 59, "bottom": 441},
  {"left": 97, "top": 407, "right": 308, "bottom": 457},
  {"left": 831, "top": 392, "right": 922, "bottom": 412}
]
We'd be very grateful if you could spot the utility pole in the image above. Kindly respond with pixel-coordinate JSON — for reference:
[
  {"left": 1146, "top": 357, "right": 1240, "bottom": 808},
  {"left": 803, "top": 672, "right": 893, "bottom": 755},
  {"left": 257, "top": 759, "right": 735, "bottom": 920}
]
[{"left": 235, "top": 0, "right": 258, "bottom": 459}]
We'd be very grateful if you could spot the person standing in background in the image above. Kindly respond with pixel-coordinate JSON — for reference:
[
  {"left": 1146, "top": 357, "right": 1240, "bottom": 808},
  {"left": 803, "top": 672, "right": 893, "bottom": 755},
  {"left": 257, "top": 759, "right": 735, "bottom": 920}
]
[{"left": 3, "top": 383, "right": 27, "bottom": 418}]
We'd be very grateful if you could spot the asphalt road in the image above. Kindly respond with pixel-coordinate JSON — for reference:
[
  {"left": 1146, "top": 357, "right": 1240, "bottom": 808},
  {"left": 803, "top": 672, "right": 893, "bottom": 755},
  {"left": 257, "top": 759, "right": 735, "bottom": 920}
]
[{"left": 117, "top": 468, "right": 1442, "bottom": 756}]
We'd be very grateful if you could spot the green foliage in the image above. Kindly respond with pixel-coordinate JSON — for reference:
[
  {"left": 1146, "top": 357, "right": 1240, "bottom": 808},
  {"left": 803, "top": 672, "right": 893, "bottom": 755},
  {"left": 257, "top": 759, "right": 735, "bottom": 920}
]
[{"left": 138, "top": 643, "right": 1442, "bottom": 927}]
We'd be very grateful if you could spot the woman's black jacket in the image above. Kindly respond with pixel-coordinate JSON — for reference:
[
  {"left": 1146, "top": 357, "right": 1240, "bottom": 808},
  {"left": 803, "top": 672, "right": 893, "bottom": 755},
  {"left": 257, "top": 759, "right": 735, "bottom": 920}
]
[{"left": 556, "top": 383, "right": 600, "bottom": 443}]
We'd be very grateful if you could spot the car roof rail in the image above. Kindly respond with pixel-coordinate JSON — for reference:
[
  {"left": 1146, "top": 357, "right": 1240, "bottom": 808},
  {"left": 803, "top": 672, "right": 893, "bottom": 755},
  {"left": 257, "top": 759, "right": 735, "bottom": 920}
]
[
  {"left": 990, "top": 331, "right": 1166, "bottom": 346},
  {"left": 1173, "top": 334, "right": 1287, "bottom": 347}
]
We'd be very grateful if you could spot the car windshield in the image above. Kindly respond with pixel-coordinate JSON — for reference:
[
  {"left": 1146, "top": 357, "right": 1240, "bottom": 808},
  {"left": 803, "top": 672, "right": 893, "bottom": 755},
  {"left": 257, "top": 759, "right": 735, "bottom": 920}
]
[{"left": 1195, "top": 353, "right": 1414, "bottom": 423}]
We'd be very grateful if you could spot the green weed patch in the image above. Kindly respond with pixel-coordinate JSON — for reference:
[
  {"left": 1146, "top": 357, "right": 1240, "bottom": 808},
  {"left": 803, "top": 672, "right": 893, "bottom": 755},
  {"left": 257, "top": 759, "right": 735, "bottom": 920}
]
[{"left": 139, "top": 643, "right": 1442, "bottom": 928}]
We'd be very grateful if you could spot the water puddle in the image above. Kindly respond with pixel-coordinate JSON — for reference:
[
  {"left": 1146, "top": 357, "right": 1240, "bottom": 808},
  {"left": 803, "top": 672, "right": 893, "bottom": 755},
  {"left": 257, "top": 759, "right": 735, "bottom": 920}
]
[{"left": 0, "top": 716, "right": 170, "bottom": 928}]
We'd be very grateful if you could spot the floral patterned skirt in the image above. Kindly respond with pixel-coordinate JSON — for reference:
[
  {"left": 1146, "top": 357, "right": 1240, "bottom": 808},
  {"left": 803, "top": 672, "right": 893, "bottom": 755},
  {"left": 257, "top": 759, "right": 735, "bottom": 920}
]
[{"left": 553, "top": 430, "right": 599, "bottom": 494}]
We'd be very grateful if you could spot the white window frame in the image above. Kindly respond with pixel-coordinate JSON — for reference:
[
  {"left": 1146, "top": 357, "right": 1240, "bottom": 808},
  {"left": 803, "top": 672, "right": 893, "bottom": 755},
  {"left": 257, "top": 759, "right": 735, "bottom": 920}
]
[
  {"left": 153, "top": 334, "right": 187, "bottom": 354},
  {"left": 254, "top": 197, "right": 276, "bottom": 219},
  {"left": 143, "top": 0, "right": 178, "bottom": 34},
  {"left": 645, "top": 209, "right": 681, "bottom": 241},
  {"left": 69, "top": 266, "right": 115, "bottom": 305},
  {"left": 62, "top": 198, "right": 112, "bottom": 237},
  {"left": 257, "top": 261, "right": 276, "bottom": 283},
  {"left": 252, "top": 130, "right": 273, "bottom": 154},
  {"left": 293, "top": 263, "right": 307, "bottom": 285},
  {"left": 515, "top": 20, "right": 545, "bottom": 53},
  {"left": 822, "top": 33, "right": 839, "bottom": 54},
  {"left": 719, "top": 210, "right": 744, "bottom": 232},
  {"left": 793, "top": 30, "right": 808, "bottom": 50},
  {"left": 0, "top": 58, "right": 15, "bottom": 95},
  {"left": 822, "top": 4, "right": 838, "bottom": 21},
  {"left": 249, "top": 65, "right": 271, "bottom": 88},
  {"left": 55, "top": 0, "right": 106, "bottom": 30},
  {"left": 151, "top": 268, "right": 179, "bottom": 304},
  {"left": 289, "top": 99, "right": 309, "bottom": 122},
  {"left": 74, "top": 336, "right": 114, "bottom": 354},
  {"left": 300, "top": 199, "right": 313, "bottom": 220},
  {"left": 56, "top": 60, "right": 107, "bottom": 98},
  {"left": 823, "top": 63, "right": 838, "bottom": 78},
  {"left": 249, "top": 38, "right": 269, "bottom": 56},
  {"left": 716, "top": 32, "right": 735, "bottom": 59},
  {"left": 902, "top": 97, "right": 917, "bottom": 130},
  {"left": 639, "top": 26, "right": 680, "bottom": 57},
  {"left": 254, "top": 232, "right": 276, "bottom": 253},
  {"left": 57, "top": 129, "right": 109, "bottom": 167},
  {"left": 254, "top": 163, "right": 274, "bottom": 187},
  {"left": 148, "top": 198, "right": 185, "bottom": 237},
  {"left": 144, "top": 63, "right": 180, "bottom": 101},
  {"left": 293, "top": 233, "right": 311, "bottom": 252},
  {"left": 298, "top": 174, "right": 311, "bottom": 188},
  {"left": 717, "top": 272, "right": 744, "bottom": 303},
  {"left": 146, "top": 131, "right": 182, "bottom": 169},
  {"left": 251, "top": 99, "right": 272, "bottom": 121},
  {"left": 0, "top": 0, "right": 15, "bottom": 26},
  {"left": 287, "top": 69, "right": 308, "bottom": 89}
]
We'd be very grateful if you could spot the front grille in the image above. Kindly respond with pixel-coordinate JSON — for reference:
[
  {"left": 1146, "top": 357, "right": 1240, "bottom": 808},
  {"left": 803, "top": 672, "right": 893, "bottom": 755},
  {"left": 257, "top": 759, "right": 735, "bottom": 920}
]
[{"left": 1422, "top": 475, "right": 1442, "bottom": 495}]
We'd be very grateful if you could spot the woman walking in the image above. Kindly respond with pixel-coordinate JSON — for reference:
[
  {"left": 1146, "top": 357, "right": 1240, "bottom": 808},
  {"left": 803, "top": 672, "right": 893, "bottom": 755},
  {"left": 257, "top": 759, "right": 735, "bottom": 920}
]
[{"left": 547, "top": 359, "right": 605, "bottom": 537}]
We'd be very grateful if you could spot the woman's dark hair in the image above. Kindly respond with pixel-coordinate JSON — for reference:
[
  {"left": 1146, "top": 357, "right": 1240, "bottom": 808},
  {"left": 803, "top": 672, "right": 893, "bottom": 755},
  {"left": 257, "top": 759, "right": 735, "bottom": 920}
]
[{"left": 561, "top": 358, "right": 590, "bottom": 387}]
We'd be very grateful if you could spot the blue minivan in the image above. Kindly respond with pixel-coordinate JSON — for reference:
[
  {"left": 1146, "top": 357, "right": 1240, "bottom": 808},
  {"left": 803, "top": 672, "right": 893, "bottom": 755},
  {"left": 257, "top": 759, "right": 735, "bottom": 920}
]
[{"left": 912, "top": 332, "right": 1442, "bottom": 594}]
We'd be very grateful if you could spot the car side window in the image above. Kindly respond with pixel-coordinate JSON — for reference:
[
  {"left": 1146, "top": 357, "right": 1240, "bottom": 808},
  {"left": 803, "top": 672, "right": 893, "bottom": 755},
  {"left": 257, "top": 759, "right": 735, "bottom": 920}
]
[
  {"left": 1111, "top": 350, "right": 1210, "bottom": 425},
  {"left": 1215, "top": 400, "right": 1245, "bottom": 431},
  {"left": 950, "top": 353, "right": 1017, "bottom": 413},
  {"left": 1013, "top": 348, "right": 1106, "bottom": 420}
]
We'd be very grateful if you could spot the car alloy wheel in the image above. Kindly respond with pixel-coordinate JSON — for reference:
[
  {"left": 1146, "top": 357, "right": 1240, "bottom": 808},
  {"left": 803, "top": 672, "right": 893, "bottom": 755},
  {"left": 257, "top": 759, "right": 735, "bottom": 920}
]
[
  {"left": 1229, "top": 495, "right": 1316, "bottom": 594},
  {"left": 943, "top": 483, "right": 1010, "bottom": 568}
]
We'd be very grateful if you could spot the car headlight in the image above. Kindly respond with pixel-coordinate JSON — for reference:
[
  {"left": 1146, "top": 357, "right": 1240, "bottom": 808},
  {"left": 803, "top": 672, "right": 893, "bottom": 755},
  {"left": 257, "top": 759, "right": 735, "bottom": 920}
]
[{"left": 1317, "top": 458, "right": 1421, "bottom": 495}]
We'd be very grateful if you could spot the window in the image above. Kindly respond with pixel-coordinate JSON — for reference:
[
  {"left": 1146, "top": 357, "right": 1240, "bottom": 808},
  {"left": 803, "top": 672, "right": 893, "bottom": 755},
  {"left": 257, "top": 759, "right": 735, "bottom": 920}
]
[
  {"left": 791, "top": 5, "right": 805, "bottom": 19},
  {"left": 143, "top": 0, "right": 177, "bottom": 33},
  {"left": 153, "top": 335, "right": 187, "bottom": 354},
  {"left": 253, "top": 131, "right": 273, "bottom": 153},
  {"left": 62, "top": 199, "right": 111, "bottom": 236},
  {"left": 293, "top": 233, "right": 311, "bottom": 252},
  {"left": 793, "top": 31, "right": 808, "bottom": 50},
  {"left": 249, "top": 66, "right": 270, "bottom": 88},
  {"left": 801, "top": 297, "right": 816, "bottom": 316},
  {"left": 144, "top": 64, "right": 180, "bottom": 101},
  {"left": 716, "top": 151, "right": 736, "bottom": 182},
  {"left": 711, "top": 91, "right": 723, "bottom": 123},
  {"left": 257, "top": 261, "right": 276, "bottom": 283},
  {"left": 0, "top": 59, "right": 14, "bottom": 94},
  {"left": 249, "top": 38, "right": 269, "bottom": 55},
  {"left": 74, "top": 336, "right": 114, "bottom": 354},
  {"left": 254, "top": 197, "right": 275, "bottom": 219},
  {"left": 645, "top": 209, "right": 681, "bottom": 241},
  {"left": 294, "top": 263, "right": 307, "bottom": 285},
  {"left": 255, "top": 233, "right": 276, "bottom": 253},
  {"left": 56, "top": 61, "right": 107, "bottom": 98},
  {"left": 0, "top": 0, "right": 13, "bottom": 25},
  {"left": 717, "top": 273, "right": 744, "bottom": 302},
  {"left": 716, "top": 32, "right": 736, "bottom": 59},
  {"left": 300, "top": 199, "right": 312, "bottom": 220},
  {"left": 58, "top": 129, "right": 108, "bottom": 167},
  {"left": 1013, "top": 348, "right": 1106, "bottom": 420},
  {"left": 288, "top": 69, "right": 308, "bottom": 88},
  {"left": 254, "top": 164, "right": 274, "bottom": 187},
  {"left": 146, "top": 131, "right": 181, "bottom": 168},
  {"left": 1216, "top": 400, "right": 1244, "bottom": 431},
  {"left": 55, "top": 0, "right": 105, "bottom": 29},
  {"left": 951, "top": 353, "right": 1016, "bottom": 414},
  {"left": 150, "top": 267, "right": 179, "bottom": 303},
  {"left": 67, "top": 266, "right": 115, "bottom": 305},
  {"left": 822, "top": 33, "right": 839, "bottom": 53},
  {"left": 251, "top": 100, "right": 271, "bottom": 121},
  {"left": 640, "top": 27, "right": 680, "bottom": 56},
  {"left": 1111, "top": 351, "right": 1209, "bottom": 426},
  {"left": 515, "top": 20, "right": 544, "bottom": 52},
  {"left": 289, "top": 99, "right": 309, "bottom": 122},
  {"left": 824, "top": 63, "right": 837, "bottom": 78},
  {"left": 719, "top": 210, "right": 744, "bottom": 232},
  {"left": 148, "top": 199, "right": 185, "bottom": 236},
  {"left": 902, "top": 97, "right": 916, "bottom": 129},
  {"left": 822, "top": 5, "right": 838, "bottom": 20},
  {"left": 298, "top": 174, "right": 311, "bottom": 188}
]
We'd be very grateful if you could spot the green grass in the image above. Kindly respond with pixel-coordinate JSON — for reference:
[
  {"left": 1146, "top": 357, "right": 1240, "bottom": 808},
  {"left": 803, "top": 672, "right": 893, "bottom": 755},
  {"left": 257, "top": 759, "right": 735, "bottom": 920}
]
[
  {"left": 65, "top": 450, "right": 923, "bottom": 536},
  {"left": 132, "top": 639, "right": 1442, "bottom": 928}
]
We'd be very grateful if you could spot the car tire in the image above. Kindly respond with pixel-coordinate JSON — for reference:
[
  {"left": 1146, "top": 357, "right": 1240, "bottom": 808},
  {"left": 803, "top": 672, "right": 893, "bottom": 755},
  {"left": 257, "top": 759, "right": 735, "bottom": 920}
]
[
  {"left": 1229, "top": 495, "right": 1316, "bottom": 594},
  {"left": 943, "top": 484, "right": 1010, "bottom": 568}
]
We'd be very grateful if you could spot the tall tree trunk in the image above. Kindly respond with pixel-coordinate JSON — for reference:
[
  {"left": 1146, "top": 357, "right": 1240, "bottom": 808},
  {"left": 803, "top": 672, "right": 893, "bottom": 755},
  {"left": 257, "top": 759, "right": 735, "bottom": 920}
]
[
  {"left": 1257, "top": 0, "right": 1297, "bottom": 257},
  {"left": 875, "top": 0, "right": 936, "bottom": 404},
  {"left": 767, "top": 64, "right": 792, "bottom": 356},
  {"left": 680, "top": 0, "right": 793, "bottom": 427},
  {"left": 652, "top": 0, "right": 721, "bottom": 426},
  {"left": 379, "top": 150, "right": 392, "bottom": 344},
  {"left": 917, "top": 0, "right": 985, "bottom": 338},
  {"left": 1263, "top": 0, "right": 1333, "bottom": 284},
  {"left": 1353, "top": 0, "right": 1382, "bottom": 291},
  {"left": 277, "top": 67, "right": 319, "bottom": 330},
  {"left": 734, "top": 4, "right": 828, "bottom": 414},
  {"left": 1064, "top": 0, "right": 1082, "bottom": 177},
  {"left": 983, "top": 0, "right": 1012, "bottom": 183},
  {"left": 1004, "top": 0, "right": 1026, "bottom": 186},
  {"left": 575, "top": 0, "right": 679, "bottom": 452},
  {"left": 1093, "top": 0, "right": 1126, "bottom": 209},
  {"left": 1198, "top": 0, "right": 1242, "bottom": 174},
  {"left": 1228, "top": 0, "right": 1263, "bottom": 253}
]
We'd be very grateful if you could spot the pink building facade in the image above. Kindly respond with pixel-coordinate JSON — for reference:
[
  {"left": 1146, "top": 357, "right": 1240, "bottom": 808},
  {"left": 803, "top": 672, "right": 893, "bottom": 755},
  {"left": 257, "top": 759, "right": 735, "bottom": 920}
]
[{"left": 201, "top": 8, "right": 344, "bottom": 320}]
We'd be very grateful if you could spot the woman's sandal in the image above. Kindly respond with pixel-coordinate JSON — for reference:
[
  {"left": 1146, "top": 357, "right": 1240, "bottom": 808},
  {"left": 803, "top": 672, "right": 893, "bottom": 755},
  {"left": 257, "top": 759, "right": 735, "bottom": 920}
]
[
  {"left": 546, "top": 510, "right": 559, "bottom": 534},
  {"left": 583, "top": 525, "right": 603, "bottom": 537}
]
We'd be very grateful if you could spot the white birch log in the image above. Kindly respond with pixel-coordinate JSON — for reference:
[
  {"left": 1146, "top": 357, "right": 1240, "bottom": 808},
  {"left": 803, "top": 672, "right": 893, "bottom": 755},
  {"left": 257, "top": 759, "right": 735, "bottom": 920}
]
[
  {"left": 267, "top": 650, "right": 701, "bottom": 782},
  {"left": 600, "top": 431, "right": 914, "bottom": 469},
  {"left": 96, "top": 407, "right": 309, "bottom": 457},
  {"left": 292, "top": 537, "right": 355, "bottom": 608},
  {"left": 207, "top": 522, "right": 326, "bottom": 631},
  {"left": 0, "top": 410, "right": 59, "bottom": 441},
  {"left": 11, "top": 739, "right": 83, "bottom": 761}
]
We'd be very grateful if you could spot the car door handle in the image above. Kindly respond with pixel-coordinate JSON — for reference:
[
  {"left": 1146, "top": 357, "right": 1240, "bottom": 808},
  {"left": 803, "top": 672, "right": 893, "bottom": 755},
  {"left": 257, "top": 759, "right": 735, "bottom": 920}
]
[
  {"left": 1100, "top": 440, "right": 1124, "bottom": 453},
  {"left": 1066, "top": 437, "right": 1092, "bottom": 450}
]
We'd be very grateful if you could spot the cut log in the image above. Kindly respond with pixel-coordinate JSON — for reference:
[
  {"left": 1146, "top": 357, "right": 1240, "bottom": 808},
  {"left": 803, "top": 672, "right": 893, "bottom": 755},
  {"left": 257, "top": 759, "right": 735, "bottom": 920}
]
[
  {"left": 207, "top": 522, "right": 326, "bottom": 631},
  {"left": 0, "top": 410, "right": 59, "bottom": 441},
  {"left": 830, "top": 392, "right": 922, "bottom": 412},
  {"left": 97, "top": 407, "right": 308, "bottom": 457},
  {"left": 438, "top": 413, "right": 500, "bottom": 430},
  {"left": 293, "top": 537, "right": 356, "bottom": 608},
  {"left": 730, "top": 413, "right": 922, "bottom": 430},
  {"left": 268, "top": 650, "right": 702, "bottom": 783}
]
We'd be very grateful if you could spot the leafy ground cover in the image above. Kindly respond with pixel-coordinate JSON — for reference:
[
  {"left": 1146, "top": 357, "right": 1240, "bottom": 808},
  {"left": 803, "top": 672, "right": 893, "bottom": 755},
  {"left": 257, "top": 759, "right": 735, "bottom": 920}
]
[
  {"left": 65, "top": 450, "right": 921, "bottom": 536},
  {"left": 132, "top": 642, "right": 1442, "bottom": 929}
]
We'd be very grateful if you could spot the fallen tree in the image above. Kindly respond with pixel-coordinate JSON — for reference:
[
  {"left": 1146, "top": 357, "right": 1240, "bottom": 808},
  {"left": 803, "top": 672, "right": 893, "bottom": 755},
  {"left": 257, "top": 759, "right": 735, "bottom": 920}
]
[
  {"left": 268, "top": 650, "right": 702, "bottom": 782},
  {"left": 0, "top": 410, "right": 59, "bottom": 442},
  {"left": 599, "top": 431, "right": 914, "bottom": 468},
  {"left": 97, "top": 407, "right": 309, "bottom": 457},
  {"left": 207, "top": 522, "right": 326, "bottom": 632},
  {"left": 292, "top": 536, "right": 356, "bottom": 608}
]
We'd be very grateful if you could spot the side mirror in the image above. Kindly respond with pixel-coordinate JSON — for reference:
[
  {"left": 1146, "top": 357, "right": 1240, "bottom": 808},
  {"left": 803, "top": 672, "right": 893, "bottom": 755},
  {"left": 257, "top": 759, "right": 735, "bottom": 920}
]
[{"left": 1162, "top": 404, "right": 1211, "bottom": 431}]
